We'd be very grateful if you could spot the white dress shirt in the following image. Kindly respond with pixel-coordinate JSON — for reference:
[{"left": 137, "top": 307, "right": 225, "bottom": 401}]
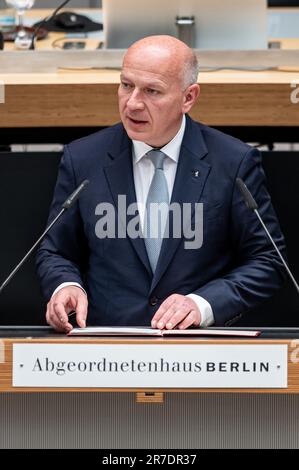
[{"left": 53, "top": 114, "right": 214, "bottom": 327}]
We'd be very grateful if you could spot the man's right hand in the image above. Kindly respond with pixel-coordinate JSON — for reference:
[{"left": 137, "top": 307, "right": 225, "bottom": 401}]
[{"left": 46, "top": 286, "right": 88, "bottom": 333}]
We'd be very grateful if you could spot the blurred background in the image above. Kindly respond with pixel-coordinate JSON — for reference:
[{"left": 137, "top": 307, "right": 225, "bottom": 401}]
[{"left": 0, "top": 0, "right": 101, "bottom": 6}]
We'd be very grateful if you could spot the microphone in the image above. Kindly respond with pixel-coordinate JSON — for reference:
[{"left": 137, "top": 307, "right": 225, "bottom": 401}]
[
  {"left": 0, "top": 179, "right": 89, "bottom": 295},
  {"left": 236, "top": 177, "right": 299, "bottom": 295},
  {"left": 30, "top": 0, "right": 71, "bottom": 50}
]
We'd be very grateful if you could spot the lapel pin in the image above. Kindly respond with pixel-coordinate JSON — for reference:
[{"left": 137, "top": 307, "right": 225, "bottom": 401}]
[{"left": 192, "top": 170, "right": 200, "bottom": 178}]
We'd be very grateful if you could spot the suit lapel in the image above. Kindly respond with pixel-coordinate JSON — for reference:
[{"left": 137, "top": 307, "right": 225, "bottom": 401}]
[
  {"left": 103, "top": 130, "right": 152, "bottom": 275},
  {"left": 151, "top": 116, "right": 211, "bottom": 291},
  {"left": 102, "top": 118, "right": 212, "bottom": 286}
]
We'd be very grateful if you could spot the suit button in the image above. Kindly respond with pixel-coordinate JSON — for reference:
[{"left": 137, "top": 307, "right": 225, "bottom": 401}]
[{"left": 149, "top": 296, "right": 159, "bottom": 306}]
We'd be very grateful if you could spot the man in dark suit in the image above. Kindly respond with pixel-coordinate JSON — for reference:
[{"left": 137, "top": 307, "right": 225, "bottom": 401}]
[{"left": 36, "top": 35, "right": 286, "bottom": 333}]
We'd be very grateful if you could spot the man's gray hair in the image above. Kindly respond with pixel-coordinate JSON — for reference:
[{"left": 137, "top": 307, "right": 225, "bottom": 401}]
[{"left": 181, "top": 51, "right": 200, "bottom": 89}]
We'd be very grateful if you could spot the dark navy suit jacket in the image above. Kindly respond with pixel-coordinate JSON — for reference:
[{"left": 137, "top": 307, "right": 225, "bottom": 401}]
[{"left": 36, "top": 115, "right": 286, "bottom": 326}]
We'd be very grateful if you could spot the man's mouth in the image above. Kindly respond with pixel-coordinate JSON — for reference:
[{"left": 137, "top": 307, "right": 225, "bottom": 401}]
[{"left": 127, "top": 117, "right": 148, "bottom": 125}]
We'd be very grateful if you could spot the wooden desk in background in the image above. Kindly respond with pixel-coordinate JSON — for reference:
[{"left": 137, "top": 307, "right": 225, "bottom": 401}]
[
  {"left": 1, "top": 69, "right": 299, "bottom": 130},
  {"left": 0, "top": 9, "right": 299, "bottom": 141}
]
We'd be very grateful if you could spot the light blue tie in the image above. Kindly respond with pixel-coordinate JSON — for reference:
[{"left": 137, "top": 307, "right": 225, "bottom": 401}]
[{"left": 144, "top": 150, "right": 169, "bottom": 272}]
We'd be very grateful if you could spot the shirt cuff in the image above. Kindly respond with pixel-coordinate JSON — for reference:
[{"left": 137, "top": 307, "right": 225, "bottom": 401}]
[
  {"left": 186, "top": 294, "right": 214, "bottom": 327},
  {"left": 51, "top": 282, "right": 87, "bottom": 298}
]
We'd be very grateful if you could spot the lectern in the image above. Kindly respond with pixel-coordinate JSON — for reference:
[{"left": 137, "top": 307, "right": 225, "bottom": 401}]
[{"left": 1, "top": 327, "right": 299, "bottom": 449}]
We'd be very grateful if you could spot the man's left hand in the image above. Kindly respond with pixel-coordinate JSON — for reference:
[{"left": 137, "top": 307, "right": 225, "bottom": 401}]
[{"left": 151, "top": 294, "right": 201, "bottom": 330}]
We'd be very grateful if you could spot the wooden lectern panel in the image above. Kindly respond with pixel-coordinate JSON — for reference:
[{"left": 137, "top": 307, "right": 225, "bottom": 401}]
[{"left": 0, "top": 336, "right": 298, "bottom": 394}]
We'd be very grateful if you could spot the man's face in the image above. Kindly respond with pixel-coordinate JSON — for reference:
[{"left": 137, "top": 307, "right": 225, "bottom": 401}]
[{"left": 118, "top": 48, "right": 197, "bottom": 147}]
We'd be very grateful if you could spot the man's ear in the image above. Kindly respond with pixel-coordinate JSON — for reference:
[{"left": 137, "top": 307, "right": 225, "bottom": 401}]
[{"left": 182, "top": 84, "right": 200, "bottom": 113}]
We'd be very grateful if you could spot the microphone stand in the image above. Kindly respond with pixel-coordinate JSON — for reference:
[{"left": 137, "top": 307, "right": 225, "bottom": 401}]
[
  {"left": 29, "top": 0, "right": 71, "bottom": 50},
  {"left": 236, "top": 177, "right": 299, "bottom": 295},
  {"left": 0, "top": 179, "right": 89, "bottom": 295}
]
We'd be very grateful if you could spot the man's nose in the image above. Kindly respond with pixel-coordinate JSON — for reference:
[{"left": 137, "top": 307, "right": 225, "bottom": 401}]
[{"left": 126, "top": 89, "right": 145, "bottom": 110}]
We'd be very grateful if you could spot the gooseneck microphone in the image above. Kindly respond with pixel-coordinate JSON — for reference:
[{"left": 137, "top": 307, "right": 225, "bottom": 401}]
[
  {"left": 30, "top": 0, "right": 71, "bottom": 50},
  {"left": 0, "top": 179, "right": 89, "bottom": 295},
  {"left": 236, "top": 177, "right": 299, "bottom": 295}
]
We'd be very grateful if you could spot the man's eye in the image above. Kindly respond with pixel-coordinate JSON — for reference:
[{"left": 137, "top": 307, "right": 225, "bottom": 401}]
[
  {"left": 121, "top": 82, "right": 133, "bottom": 90},
  {"left": 146, "top": 88, "right": 159, "bottom": 95}
]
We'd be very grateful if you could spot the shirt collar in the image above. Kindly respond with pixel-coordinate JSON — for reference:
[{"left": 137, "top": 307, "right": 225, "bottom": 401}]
[{"left": 132, "top": 114, "right": 186, "bottom": 164}]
